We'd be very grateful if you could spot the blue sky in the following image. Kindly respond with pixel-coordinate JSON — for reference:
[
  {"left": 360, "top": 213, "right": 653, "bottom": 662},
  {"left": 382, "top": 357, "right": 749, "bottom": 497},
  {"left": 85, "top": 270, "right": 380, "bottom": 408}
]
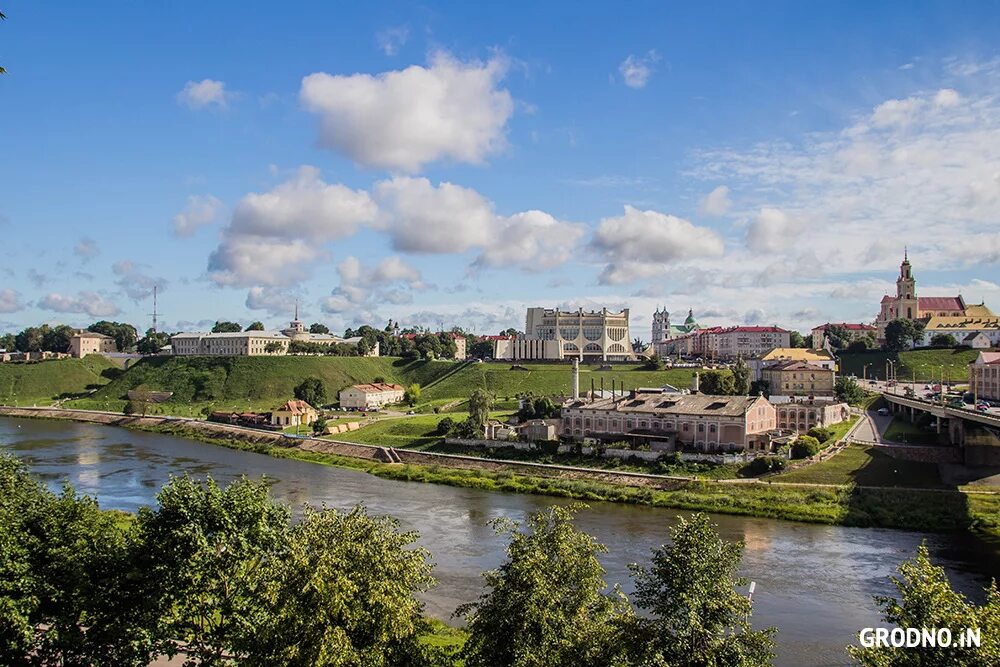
[{"left": 2, "top": 1, "right": 1000, "bottom": 339}]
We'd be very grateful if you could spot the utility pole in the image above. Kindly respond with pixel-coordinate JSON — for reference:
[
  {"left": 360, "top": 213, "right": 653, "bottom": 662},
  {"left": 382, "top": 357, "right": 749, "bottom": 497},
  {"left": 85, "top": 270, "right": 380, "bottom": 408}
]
[{"left": 148, "top": 285, "right": 160, "bottom": 334}]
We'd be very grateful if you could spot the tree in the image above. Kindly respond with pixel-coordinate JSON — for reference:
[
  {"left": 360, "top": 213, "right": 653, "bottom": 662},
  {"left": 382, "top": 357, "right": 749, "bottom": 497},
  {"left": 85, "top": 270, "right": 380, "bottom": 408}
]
[
  {"left": 0, "top": 332, "right": 15, "bottom": 351},
  {"left": 245, "top": 321, "right": 265, "bottom": 331},
  {"left": 789, "top": 330, "right": 809, "bottom": 348},
  {"left": 930, "top": 333, "right": 958, "bottom": 348},
  {"left": 791, "top": 435, "right": 821, "bottom": 459},
  {"left": 308, "top": 323, "right": 330, "bottom": 334},
  {"left": 517, "top": 395, "right": 558, "bottom": 422},
  {"left": 294, "top": 377, "right": 327, "bottom": 407},
  {"left": 733, "top": 357, "right": 751, "bottom": 395},
  {"left": 884, "top": 319, "right": 919, "bottom": 356},
  {"left": 632, "top": 337, "right": 646, "bottom": 353},
  {"left": 500, "top": 327, "right": 521, "bottom": 337},
  {"left": 848, "top": 544, "right": 1000, "bottom": 666},
  {"left": 88, "top": 321, "right": 139, "bottom": 352},
  {"left": 137, "top": 328, "right": 170, "bottom": 355},
  {"left": 749, "top": 379, "right": 770, "bottom": 398},
  {"left": 14, "top": 326, "right": 44, "bottom": 352},
  {"left": 311, "top": 415, "right": 328, "bottom": 435},
  {"left": 628, "top": 513, "right": 776, "bottom": 666},
  {"left": 824, "top": 325, "right": 852, "bottom": 351},
  {"left": 211, "top": 321, "right": 242, "bottom": 333},
  {"left": 404, "top": 383, "right": 421, "bottom": 406},
  {"left": 643, "top": 354, "right": 664, "bottom": 370},
  {"left": 469, "top": 339, "right": 494, "bottom": 359},
  {"left": 700, "top": 370, "right": 736, "bottom": 395},
  {"left": 846, "top": 337, "right": 874, "bottom": 353},
  {"left": 128, "top": 384, "right": 156, "bottom": 417},
  {"left": 133, "top": 476, "right": 291, "bottom": 665},
  {"left": 240, "top": 507, "right": 438, "bottom": 667},
  {"left": 835, "top": 376, "right": 867, "bottom": 405},
  {"left": 42, "top": 324, "right": 75, "bottom": 353},
  {"left": 263, "top": 341, "right": 284, "bottom": 354},
  {"left": 434, "top": 417, "right": 455, "bottom": 436},
  {"left": 459, "top": 506, "right": 631, "bottom": 667},
  {"left": 468, "top": 389, "right": 493, "bottom": 428}
]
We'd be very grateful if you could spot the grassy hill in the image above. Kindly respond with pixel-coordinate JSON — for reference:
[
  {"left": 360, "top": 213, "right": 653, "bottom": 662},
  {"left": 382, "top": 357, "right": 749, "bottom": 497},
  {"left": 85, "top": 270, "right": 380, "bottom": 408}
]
[
  {"left": 62, "top": 356, "right": 703, "bottom": 413},
  {"left": 837, "top": 348, "right": 981, "bottom": 382},
  {"left": 0, "top": 356, "right": 118, "bottom": 405}
]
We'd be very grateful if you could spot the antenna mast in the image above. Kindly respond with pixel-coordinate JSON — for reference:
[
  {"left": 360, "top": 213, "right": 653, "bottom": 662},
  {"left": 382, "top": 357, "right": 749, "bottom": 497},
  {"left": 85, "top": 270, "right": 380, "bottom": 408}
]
[{"left": 148, "top": 285, "right": 159, "bottom": 334}]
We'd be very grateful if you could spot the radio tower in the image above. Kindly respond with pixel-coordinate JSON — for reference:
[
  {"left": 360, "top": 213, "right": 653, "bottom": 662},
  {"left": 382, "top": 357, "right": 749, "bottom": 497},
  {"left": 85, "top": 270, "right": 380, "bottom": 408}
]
[{"left": 149, "top": 285, "right": 159, "bottom": 334}]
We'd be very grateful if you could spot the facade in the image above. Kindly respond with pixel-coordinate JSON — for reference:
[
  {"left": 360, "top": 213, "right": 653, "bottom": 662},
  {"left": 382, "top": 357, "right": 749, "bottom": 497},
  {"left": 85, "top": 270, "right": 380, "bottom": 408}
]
[
  {"left": 773, "top": 399, "right": 850, "bottom": 432},
  {"left": 761, "top": 360, "right": 836, "bottom": 397},
  {"left": 810, "top": 323, "right": 877, "bottom": 349},
  {"left": 875, "top": 251, "right": 993, "bottom": 342},
  {"left": 560, "top": 391, "right": 776, "bottom": 453},
  {"left": 171, "top": 331, "right": 291, "bottom": 356},
  {"left": 338, "top": 383, "right": 405, "bottom": 409},
  {"left": 521, "top": 307, "right": 636, "bottom": 361},
  {"left": 919, "top": 314, "right": 1000, "bottom": 347},
  {"left": 963, "top": 332, "right": 994, "bottom": 349},
  {"left": 970, "top": 352, "right": 1000, "bottom": 402},
  {"left": 663, "top": 326, "right": 792, "bottom": 360},
  {"left": 651, "top": 308, "right": 701, "bottom": 347},
  {"left": 69, "top": 330, "right": 117, "bottom": 358},
  {"left": 493, "top": 338, "right": 563, "bottom": 361},
  {"left": 749, "top": 347, "right": 836, "bottom": 381},
  {"left": 270, "top": 400, "right": 318, "bottom": 427},
  {"left": 520, "top": 419, "right": 559, "bottom": 442}
]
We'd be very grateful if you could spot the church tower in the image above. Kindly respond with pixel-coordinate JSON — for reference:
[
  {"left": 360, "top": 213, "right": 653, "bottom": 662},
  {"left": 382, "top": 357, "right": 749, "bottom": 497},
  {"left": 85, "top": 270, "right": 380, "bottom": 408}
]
[
  {"left": 651, "top": 307, "right": 670, "bottom": 343},
  {"left": 896, "top": 249, "right": 919, "bottom": 320}
]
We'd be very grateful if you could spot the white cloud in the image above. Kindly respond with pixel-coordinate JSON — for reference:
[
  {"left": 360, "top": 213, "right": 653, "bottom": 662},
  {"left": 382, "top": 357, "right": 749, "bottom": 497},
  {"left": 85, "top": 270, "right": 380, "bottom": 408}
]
[
  {"left": 370, "top": 255, "right": 425, "bottom": 286},
  {"left": 177, "top": 79, "right": 232, "bottom": 110},
  {"left": 591, "top": 206, "right": 725, "bottom": 284},
  {"left": 697, "top": 185, "right": 731, "bottom": 217},
  {"left": 618, "top": 51, "right": 660, "bottom": 89},
  {"left": 745, "top": 207, "right": 802, "bottom": 252},
  {"left": 245, "top": 286, "right": 298, "bottom": 318},
  {"left": 73, "top": 238, "right": 100, "bottom": 261},
  {"left": 376, "top": 26, "right": 409, "bottom": 56},
  {"left": 0, "top": 289, "right": 23, "bottom": 314},
  {"left": 300, "top": 52, "right": 513, "bottom": 172},
  {"left": 38, "top": 292, "right": 119, "bottom": 318},
  {"left": 473, "top": 210, "right": 585, "bottom": 271},
  {"left": 207, "top": 236, "right": 326, "bottom": 287},
  {"left": 172, "top": 194, "right": 223, "bottom": 237},
  {"left": 112, "top": 260, "right": 167, "bottom": 302},
  {"left": 373, "top": 176, "right": 495, "bottom": 253}
]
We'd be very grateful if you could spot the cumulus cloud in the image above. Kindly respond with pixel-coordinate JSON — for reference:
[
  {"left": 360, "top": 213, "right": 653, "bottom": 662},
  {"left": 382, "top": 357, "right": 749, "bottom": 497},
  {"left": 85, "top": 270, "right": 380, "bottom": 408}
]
[
  {"left": 177, "top": 79, "right": 232, "bottom": 110},
  {"left": 73, "top": 238, "right": 100, "bottom": 261},
  {"left": 321, "top": 255, "right": 429, "bottom": 316},
  {"left": 38, "top": 292, "right": 119, "bottom": 318},
  {"left": 112, "top": 260, "right": 167, "bottom": 302},
  {"left": 300, "top": 52, "right": 514, "bottom": 172},
  {"left": 0, "top": 289, "right": 23, "bottom": 314},
  {"left": 373, "top": 176, "right": 495, "bottom": 253},
  {"left": 697, "top": 185, "right": 732, "bottom": 217},
  {"left": 745, "top": 207, "right": 802, "bottom": 252},
  {"left": 473, "top": 210, "right": 585, "bottom": 271},
  {"left": 172, "top": 194, "right": 223, "bottom": 237},
  {"left": 618, "top": 51, "right": 660, "bottom": 89},
  {"left": 245, "top": 286, "right": 300, "bottom": 318},
  {"left": 591, "top": 206, "right": 725, "bottom": 284},
  {"left": 376, "top": 26, "right": 409, "bottom": 56},
  {"left": 208, "top": 236, "right": 326, "bottom": 288}
]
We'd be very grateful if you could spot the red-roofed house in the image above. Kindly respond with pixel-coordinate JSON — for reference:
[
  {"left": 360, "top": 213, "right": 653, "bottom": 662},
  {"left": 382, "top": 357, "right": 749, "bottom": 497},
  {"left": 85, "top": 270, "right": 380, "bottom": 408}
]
[
  {"left": 970, "top": 352, "right": 1000, "bottom": 402},
  {"left": 338, "top": 383, "right": 405, "bottom": 410},
  {"left": 271, "top": 400, "right": 319, "bottom": 427}
]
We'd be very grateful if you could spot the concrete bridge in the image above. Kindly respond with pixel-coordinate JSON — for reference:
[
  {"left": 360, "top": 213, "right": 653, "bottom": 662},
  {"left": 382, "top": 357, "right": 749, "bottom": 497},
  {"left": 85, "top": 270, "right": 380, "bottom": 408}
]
[{"left": 881, "top": 392, "right": 1000, "bottom": 465}]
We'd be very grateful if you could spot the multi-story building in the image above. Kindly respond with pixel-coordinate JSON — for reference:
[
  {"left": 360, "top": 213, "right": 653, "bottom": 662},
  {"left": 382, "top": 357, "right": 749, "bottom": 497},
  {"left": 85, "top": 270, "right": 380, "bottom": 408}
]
[
  {"left": 969, "top": 352, "right": 1000, "bottom": 402},
  {"left": 761, "top": 360, "right": 836, "bottom": 397},
  {"left": 749, "top": 347, "right": 837, "bottom": 381},
  {"left": 651, "top": 308, "right": 701, "bottom": 346},
  {"left": 919, "top": 309, "right": 1000, "bottom": 347},
  {"left": 560, "top": 390, "right": 776, "bottom": 453},
  {"left": 338, "top": 383, "right": 405, "bottom": 410},
  {"left": 69, "top": 330, "right": 118, "bottom": 358},
  {"left": 810, "top": 323, "right": 876, "bottom": 349},
  {"left": 875, "top": 251, "right": 994, "bottom": 342},
  {"left": 171, "top": 331, "right": 291, "bottom": 356},
  {"left": 662, "top": 326, "right": 791, "bottom": 360},
  {"left": 773, "top": 399, "right": 850, "bottom": 433},
  {"left": 494, "top": 307, "right": 636, "bottom": 361}
]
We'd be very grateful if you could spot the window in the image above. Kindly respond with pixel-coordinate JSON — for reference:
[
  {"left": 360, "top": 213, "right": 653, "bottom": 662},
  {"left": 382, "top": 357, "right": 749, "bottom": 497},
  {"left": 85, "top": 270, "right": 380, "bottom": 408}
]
[
  {"left": 709, "top": 424, "right": 717, "bottom": 433},
  {"left": 698, "top": 423, "right": 705, "bottom": 432}
]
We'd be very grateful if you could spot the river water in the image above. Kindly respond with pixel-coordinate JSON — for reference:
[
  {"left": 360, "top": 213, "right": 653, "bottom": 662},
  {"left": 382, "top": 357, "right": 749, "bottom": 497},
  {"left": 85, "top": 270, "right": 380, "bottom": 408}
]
[{"left": 1, "top": 417, "right": 997, "bottom": 667}]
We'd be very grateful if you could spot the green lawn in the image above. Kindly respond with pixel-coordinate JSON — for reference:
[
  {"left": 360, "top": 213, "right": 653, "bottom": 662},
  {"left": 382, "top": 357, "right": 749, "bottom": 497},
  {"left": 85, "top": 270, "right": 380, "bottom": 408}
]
[
  {"left": 773, "top": 444, "right": 946, "bottom": 488},
  {"left": 333, "top": 414, "right": 446, "bottom": 447},
  {"left": 838, "top": 348, "right": 980, "bottom": 382},
  {"left": 882, "top": 416, "right": 944, "bottom": 445},
  {"left": 0, "top": 356, "right": 119, "bottom": 405}
]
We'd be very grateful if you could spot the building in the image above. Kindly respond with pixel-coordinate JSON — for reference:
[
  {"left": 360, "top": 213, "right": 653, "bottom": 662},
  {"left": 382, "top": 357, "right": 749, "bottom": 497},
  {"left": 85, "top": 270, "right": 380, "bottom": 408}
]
[
  {"left": 970, "top": 351, "right": 1000, "bottom": 402},
  {"left": 749, "top": 347, "right": 837, "bottom": 381},
  {"left": 919, "top": 312, "right": 1000, "bottom": 347},
  {"left": 560, "top": 390, "right": 776, "bottom": 453},
  {"left": 270, "top": 400, "right": 319, "bottom": 427},
  {"left": 662, "top": 326, "right": 791, "bottom": 360},
  {"left": 962, "top": 332, "right": 994, "bottom": 349},
  {"left": 875, "top": 251, "right": 995, "bottom": 342},
  {"left": 810, "top": 323, "right": 877, "bottom": 349},
  {"left": 761, "top": 360, "right": 836, "bottom": 397},
  {"left": 494, "top": 307, "right": 636, "bottom": 361},
  {"left": 773, "top": 399, "right": 850, "bottom": 433},
  {"left": 69, "top": 330, "right": 117, "bottom": 358},
  {"left": 338, "top": 383, "right": 405, "bottom": 410},
  {"left": 651, "top": 308, "right": 701, "bottom": 346}
]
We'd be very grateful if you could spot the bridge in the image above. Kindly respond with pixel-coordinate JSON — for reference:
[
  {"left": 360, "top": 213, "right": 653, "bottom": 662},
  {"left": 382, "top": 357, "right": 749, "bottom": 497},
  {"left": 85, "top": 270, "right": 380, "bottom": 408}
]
[{"left": 881, "top": 392, "right": 1000, "bottom": 465}]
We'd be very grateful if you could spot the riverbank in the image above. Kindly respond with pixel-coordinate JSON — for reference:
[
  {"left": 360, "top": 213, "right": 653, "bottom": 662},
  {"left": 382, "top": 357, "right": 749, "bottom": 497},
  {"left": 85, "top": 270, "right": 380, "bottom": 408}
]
[{"left": 2, "top": 406, "right": 998, "bottom": 538}]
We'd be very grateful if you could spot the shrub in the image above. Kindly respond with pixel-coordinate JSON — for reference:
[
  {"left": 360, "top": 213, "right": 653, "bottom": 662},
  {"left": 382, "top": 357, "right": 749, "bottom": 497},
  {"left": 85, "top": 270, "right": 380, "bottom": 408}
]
[
  {"left": 791, "top": 435, "right": 821, "bottom": 459},
  {"left": 748, "top": 456, "right": 786, "bottom": 475},
  {"left": 434, "top": 417, "right": 456, "bottom": 436},
  {"left": 806, "top": 426, "right": 832, "bottom": 442}
]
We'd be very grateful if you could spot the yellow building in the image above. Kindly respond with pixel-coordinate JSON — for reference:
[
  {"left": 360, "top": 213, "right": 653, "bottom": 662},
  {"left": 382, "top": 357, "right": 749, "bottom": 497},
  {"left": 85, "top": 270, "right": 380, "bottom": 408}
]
[
  {"left": 270, "top": 400, "right": 319, "bottom": 427},
  {"left": 69, "top": 330, "right": 117, "bottom": 358},
  {"left": 761, "top": 360, "right": 836, "bottom": 397}
]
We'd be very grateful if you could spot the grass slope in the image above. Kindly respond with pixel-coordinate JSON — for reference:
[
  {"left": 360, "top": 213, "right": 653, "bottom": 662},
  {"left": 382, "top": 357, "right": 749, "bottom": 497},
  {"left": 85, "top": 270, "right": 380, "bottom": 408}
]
[
  {"left": 838, "top": 348, "right": 980, "bottom": 382},
  {"left": 774, "top": 443, "right": 946, "bottom": 488},
  {"left": 0, "top": 356, "right": 117, "bottom": 405}
]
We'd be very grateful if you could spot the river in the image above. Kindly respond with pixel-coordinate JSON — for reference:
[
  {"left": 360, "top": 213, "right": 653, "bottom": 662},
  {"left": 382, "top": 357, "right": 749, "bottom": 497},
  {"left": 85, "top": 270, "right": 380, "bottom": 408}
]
[{"left": 2, "top": 417, "right": 997, "bottom": 667}]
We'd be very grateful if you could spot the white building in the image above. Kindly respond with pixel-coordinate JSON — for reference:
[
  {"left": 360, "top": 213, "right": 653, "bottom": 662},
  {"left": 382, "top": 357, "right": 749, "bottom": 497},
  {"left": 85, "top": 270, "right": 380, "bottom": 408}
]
[
  {"left": 494, "top": 307, "right": 636, "bottom": 361},
  {"left": 338, "top": 383, "right": 405, "bottom": 410}
]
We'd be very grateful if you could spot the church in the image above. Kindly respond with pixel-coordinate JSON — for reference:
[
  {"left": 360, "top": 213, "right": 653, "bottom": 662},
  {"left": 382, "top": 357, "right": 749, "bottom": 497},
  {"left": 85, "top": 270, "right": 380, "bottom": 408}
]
[
  {"left": 875, "top": 251, "right": 994, "bottom": 343},
  {"left": 651, "top": 307, "right": 701, "bottom": 344}
]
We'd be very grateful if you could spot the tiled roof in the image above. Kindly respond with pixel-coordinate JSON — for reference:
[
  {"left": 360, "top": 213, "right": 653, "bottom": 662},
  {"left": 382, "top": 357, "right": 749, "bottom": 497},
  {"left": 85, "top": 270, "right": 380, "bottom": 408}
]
[
  {"left": 975, "top": 352, "right": 1000, "bottom": 365},
  {"left": 573, "top": 393, "right": 766, "bottom": 418},
  {"left": 761, "top": 347, "right": 835, "bottom": 361},
  {"left": 276, "top": 400, "right": 316, "bottom": 414},
  {"left": 762, "top": 360, "right": 833, "bottom": 372},
  {"left": 73, "top": 330, "right": 112, "bottom": 339},
  {"left": 350, "top": 383, "right": 404, "bottom": 393},
  {"left": 924, "top": 316, "right": 1000, "bottom": 331},
  {"left": 813, "top": 322, "right": 876, "bottom": 332},
  {"left": 918, "top": 296, "right": 965, "bottom": 311}
]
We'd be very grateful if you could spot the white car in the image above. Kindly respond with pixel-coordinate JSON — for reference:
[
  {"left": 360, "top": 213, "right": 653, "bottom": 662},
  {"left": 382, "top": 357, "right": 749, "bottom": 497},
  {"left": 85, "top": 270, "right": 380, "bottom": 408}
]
[{"left": 877, "top": 407, "right": 890, "bottom": 416}]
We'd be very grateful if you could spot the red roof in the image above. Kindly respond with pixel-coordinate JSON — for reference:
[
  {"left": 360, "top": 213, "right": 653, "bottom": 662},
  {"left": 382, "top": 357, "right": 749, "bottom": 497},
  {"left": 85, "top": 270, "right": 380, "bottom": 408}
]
[
  {"left": 720, "top": 326, "right": 789, "bottom": 333},
  {"left": 918, "top": 296, "right": 965, "bottom": 311},
  {"left": 351, "top": 383, "right": 404, "bottom": 393},
  {"left": 277, "top": 400, "right": 316, "bottom": 415},
  {"left": 814, "top": 322, "right": 876, "bottom": 331}
]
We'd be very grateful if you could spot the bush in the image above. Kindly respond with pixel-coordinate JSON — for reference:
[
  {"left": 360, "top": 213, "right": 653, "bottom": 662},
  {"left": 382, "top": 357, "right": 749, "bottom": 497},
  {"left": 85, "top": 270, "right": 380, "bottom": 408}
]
[
  {"left": 806, "top": 426, "right": 832, "bottom": 442},
  {"left": 748, "top": 456, "right": 786, "bottom": 475},
  {"left": 434, "top": 417, "right": 455, "bottom": 436},
  {"left": 791, "top": 435, "right": 821, "bottom": 459}
]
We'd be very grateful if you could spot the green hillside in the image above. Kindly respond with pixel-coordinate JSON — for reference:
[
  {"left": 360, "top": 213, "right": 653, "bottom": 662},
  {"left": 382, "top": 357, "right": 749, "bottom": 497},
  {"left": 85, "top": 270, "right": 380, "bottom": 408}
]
[
  {"left": 62, "top": 356, "right": 702, "bottom": 413},
  {"left": 0, "top": 356, "right": 118, "bottom": 405},
  {"left": 837, "top": 348, "right": 981, "bottom": 382}
]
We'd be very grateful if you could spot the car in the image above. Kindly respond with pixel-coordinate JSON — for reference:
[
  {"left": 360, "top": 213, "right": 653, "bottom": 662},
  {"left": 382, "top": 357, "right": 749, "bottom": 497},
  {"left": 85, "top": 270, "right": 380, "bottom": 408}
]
[
  {"left": 924, "top": 384, "right": 931, "bottom": 390},
  {"left": 877, "top": 407, "right": 890, "bottom": 416},
  {"left": 976, "top": 405, "right": 990, "bottom": 412}
]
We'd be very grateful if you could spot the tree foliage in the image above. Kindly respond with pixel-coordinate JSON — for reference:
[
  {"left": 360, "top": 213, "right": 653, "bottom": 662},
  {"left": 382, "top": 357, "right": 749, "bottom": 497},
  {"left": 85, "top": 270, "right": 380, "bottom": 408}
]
[
  {"left": 309, "top": 323, "right": 330, "bottom": 334},
  {"left": 930, "top": 333, "right": 958, "bottom": 348},
  {"left": 294, "top": 376, "right": 327, "bottom": 407},
  {"left": 835, "top": 376, "right": 867, "bottom": 405},
  {"left": 210, "top": 320, "right": 243, "bottom": 334},
  {"left": 405, "top": 383, "right": 422, "bottom": 406},
  {"left": 468, "top": 389, "right": 493, "bottom": 427},
  {"left": 629, "top": 513, "right": 776, "bottom": 666},
  {"left": 733, "top": 357, "right": 751, "bottom": 395},
  {"left": 884, "top": 319, "right": 923, "bottom": 356},
  {"left": 789, "top": 331, "right": 808, "bottom": 348},
  {"left": 700, "top": 370, "right": 736, "bottom": 396},
  {"left": 791, "top": 435, "right": 821, "bottom": 459},
  {"left": 516, "top": 394, "right": 558, "bottom": 422},
  {"left": 245, "top": 321, "right": 265, "bottom": 331},
  {"left": 137, "top": 328, "right": 171, "bottom": 355},
  {"left": 88, "top": 320, "right": 139, "bottom": 352}
]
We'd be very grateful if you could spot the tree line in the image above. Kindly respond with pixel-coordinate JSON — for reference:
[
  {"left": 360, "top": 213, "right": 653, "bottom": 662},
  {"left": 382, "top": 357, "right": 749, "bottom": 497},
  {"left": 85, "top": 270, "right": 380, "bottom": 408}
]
[{"left": 2, "top": 451, "right": 996, "bottom": 666}]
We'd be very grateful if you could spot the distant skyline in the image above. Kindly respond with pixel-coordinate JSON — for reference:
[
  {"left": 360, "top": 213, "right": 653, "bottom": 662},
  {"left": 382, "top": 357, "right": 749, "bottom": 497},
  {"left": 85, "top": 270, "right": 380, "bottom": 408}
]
[{"left": 2, "top": 1, "right": 1000, "bottom": 337}]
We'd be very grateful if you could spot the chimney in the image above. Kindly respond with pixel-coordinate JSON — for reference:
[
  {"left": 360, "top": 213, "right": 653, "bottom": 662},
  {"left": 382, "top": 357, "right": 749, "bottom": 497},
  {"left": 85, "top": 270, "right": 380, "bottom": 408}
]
[
  {"left": 692, "top": 371, "right": 700, "bottom": 394},
  {"left": 572, "top": 358, "right": 580, "bottom": 400}
]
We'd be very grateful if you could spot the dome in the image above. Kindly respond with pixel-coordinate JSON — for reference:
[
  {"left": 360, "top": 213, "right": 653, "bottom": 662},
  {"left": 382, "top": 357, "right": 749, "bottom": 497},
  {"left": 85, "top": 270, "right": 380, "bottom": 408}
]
[{"left": 684, "top": 309, "right": 697, "bottom": 326}]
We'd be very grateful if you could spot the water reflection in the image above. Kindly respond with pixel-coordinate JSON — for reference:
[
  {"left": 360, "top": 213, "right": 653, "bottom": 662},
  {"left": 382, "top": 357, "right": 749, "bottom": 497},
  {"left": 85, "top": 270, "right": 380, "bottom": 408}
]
[{"left": 1, "top": 416, "right": 997, "bottom": 667}]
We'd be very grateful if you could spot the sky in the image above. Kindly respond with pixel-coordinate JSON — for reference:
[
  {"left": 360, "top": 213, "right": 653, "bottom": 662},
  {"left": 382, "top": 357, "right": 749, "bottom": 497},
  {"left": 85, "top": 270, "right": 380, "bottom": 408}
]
[{"left": 2, "top": 1, "right": 1000, "bottom": 340}]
